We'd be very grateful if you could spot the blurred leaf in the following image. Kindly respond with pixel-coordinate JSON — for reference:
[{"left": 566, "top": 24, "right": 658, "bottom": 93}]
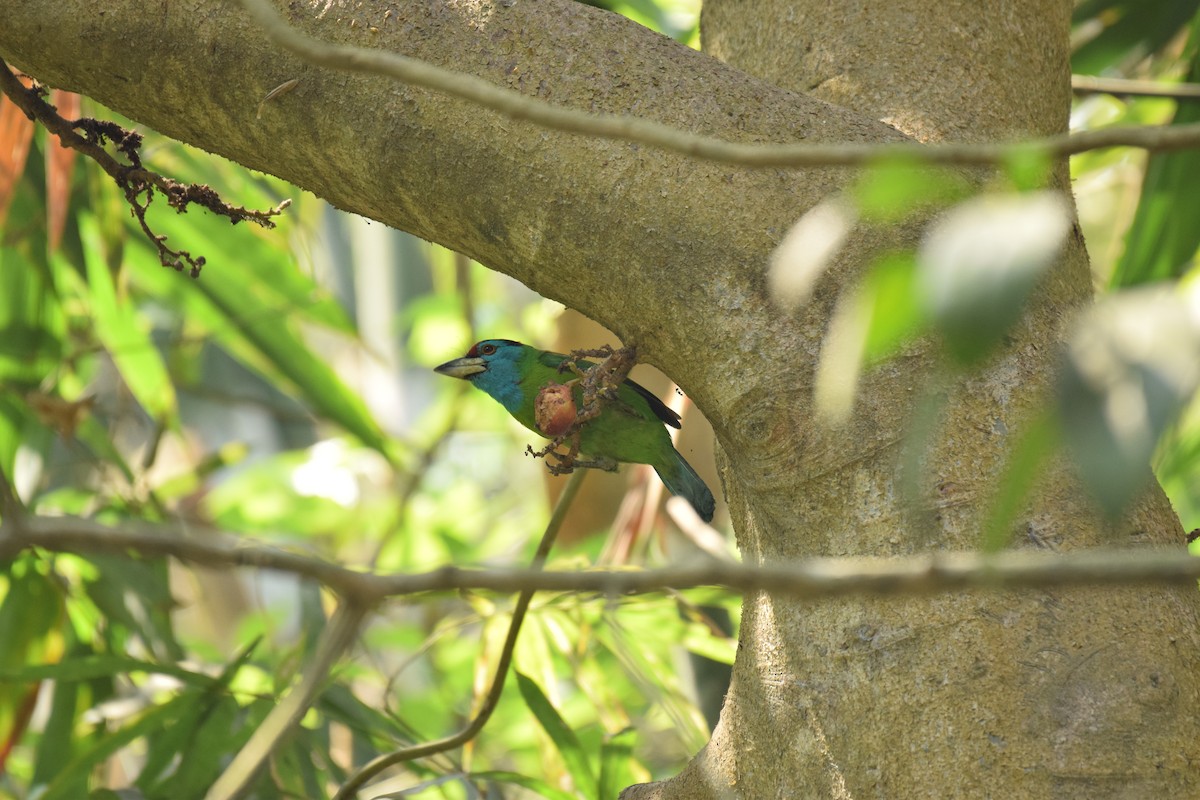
[
  {"left": 516, "top": 672, "right": 597, "bottom": 797},
  {"left": 1059, "top": 287, "right": 1200, "bottom": 516},
  {"left": 470, "top": 770, "right": 578, "bottom": 800},
  {"left": 852, "top": 160, "right": 971, "bottom": 223},
  {"left": 137, "top": 637, "right": 258, "bottom": 795},
  {"left": 768, "top": 198, "right": 856, "bottom": 312},
  {"left": 598, "top": 727, "right": 638, "bottom": 800},
  {"left": 681, "top": 624, "right": 736, "bottom": 666},
  {"left": 124, "top": 236, "right": 390, "bottom": 456},
  {"left": 1072, "top": 0, "right": 1200, "bottom": 75},
  {"left": 861, "top": 251, "right": 928, "bottom": 363},
  {"left": 82, "top": 556, "right": 183, "bottom": 661},
  {"left": 1002, "top": 144, "right": 1054, "bottom": 192},
  {"left": 0, "top": 78, "right": 35, "bottom": 228},
  {"left": 39, "top": 698, "right": 180, "bottom": 800},
  {"left": 0, "top": 246, "right": 65, "bottom": 388},
  {"left": 45, "top": 91, "right": 81, "bottom": 253},
  {"left": 981, "top": 410, "right": 1060, "bottom": 551},
  {"left": 1110, "top": 39, "right": 1200, "bottom": 287},
  {"left": 203, "top": 449, "right": 354, "bottom": 535},
  {"left": 0, "top": 558, "right": 65, "bottom": 762},
  {"left": 0, "top": 654, "right": 215, "bottom": 687},
  {"left": 76, "top": 216, "right": 177, "bottom": 421},
  {"left": 918, "top": 191, "right": 1071, "bottom": 364}
]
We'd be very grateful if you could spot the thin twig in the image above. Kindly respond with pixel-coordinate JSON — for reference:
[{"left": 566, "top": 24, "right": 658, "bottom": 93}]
[
  {"left": 1072, "top": 74, "right": 1200, "bottom": 101},
  {"left": 334, "top": 468, "right": 588, "bottom": 799},
  {"left": 0, "top": 59, "right": 290, "bottom": 276},
  {"left": 238, "top": 0, "right": 1200, "bottom": 167},
  {"left": 3, "top": 512, "right": 1199, "bottom": 603},
  {"left": 206, "top": 601, "right": 370, "bottom": 800}
]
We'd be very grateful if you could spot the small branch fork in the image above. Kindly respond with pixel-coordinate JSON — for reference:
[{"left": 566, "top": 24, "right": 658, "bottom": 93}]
[
  {"left": 526, "top": 344, "right": 638, "bottom": 475},
  {"left": 0, "top": 60, "right": 290, "bottom": 277}
]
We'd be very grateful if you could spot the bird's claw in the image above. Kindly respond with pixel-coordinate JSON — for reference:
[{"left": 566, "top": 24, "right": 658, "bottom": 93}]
[{"left": 530, "top": 344, "right": 636, "bottom": 477}]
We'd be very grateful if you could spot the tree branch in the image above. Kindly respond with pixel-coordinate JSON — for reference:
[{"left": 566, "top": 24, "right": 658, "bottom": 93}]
[
  {"left": 0, "top": 59, "right": 290, "bottom": 277},
  {"left": 1072, "top": 74, "right": 1200, "bottom": 101},
  {"left": 239, "top": 0, "right": 1200, "bottom": 167},
  {"left": 3, "top": 512, "right": 1197, "bottom": 603}
]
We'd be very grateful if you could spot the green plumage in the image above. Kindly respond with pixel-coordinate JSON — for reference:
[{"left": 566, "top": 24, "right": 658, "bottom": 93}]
[{"left": 435, "top": 340, "right": 715, "bottom": 522}]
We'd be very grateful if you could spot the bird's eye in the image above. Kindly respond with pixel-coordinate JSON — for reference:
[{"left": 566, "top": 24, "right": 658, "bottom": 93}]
[{"left": 480, "top": 343, "right": 496, "bottom": 355}]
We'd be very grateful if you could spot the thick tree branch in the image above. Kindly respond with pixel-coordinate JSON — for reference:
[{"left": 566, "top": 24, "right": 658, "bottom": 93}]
[{"left": 238, "top": 0, "right": 1200, "bottom": 167}]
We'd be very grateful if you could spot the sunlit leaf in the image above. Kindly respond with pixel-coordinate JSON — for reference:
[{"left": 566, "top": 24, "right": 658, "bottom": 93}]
[
  {"left": 76, "top": 215, "right": 178, "bottom": 421},
  {"left": 861, "top": 251, "right": 928, "bottom": 363},
  {"left": 598, "top": 727, "right": 638, "bottom": 800},
  {"left": 516, "top": 672, "right": 597, "bottom": 797},
  {"left": 1110, "top": 44, "right": 1200, "bottom": 287}
]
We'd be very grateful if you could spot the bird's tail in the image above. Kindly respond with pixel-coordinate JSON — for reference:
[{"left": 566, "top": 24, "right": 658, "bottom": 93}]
[{"left": 655, "top": 448, "right": 716, "bottom": 523}]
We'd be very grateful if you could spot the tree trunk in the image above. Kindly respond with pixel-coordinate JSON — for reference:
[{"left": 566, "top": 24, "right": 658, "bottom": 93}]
[
  {"left": 2, "top": 1, "right": 1197, "bottom": 797},
  {"left": 620, "top": 2, "right": 1200, "bottom": 797}
]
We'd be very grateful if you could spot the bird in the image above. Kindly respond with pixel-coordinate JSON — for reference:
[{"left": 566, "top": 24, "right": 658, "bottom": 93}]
[{"left": 434, "top": 339, "right": 716, "bottom": 522}]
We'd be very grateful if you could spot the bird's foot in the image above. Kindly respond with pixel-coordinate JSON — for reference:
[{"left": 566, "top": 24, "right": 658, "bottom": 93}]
[{"left": 570, "top": 456, "right": 619, "bottom": 473}]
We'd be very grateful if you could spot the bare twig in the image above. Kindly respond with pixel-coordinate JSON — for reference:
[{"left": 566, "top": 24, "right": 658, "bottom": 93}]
[
  {"left": 1072, "top": 74, "right": 1200, "bottom": 101},
  {"left": 334, "top": 468, "right": 588, "bottom": 799},
  {"left": 0, "top": 59, "right": 290, "bottom": 277},
  {"left": 3, "top": 512, "right": 1198, "bottom": 604},
  {"left": 238, "top": 0, "right": 1200, "bottom": 167},
  {"left": 206, "top": 601, "right": 369, "bottom": 800}
]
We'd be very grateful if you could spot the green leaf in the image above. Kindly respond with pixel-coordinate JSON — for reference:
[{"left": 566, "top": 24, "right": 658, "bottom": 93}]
[
  {"left": 1110, "top": 46, "right": 1200, "bottom": 286},
  {"left": 852, "top": 159, "right": 971, "bottom": 223},
  {"left": 516, "top": 672, "right": 597, "bottom": 797},
  {"left": 40, "top": 699, "right": 181, "bottom": 800},
  {"left": 981, "top": 410, "right": 1060, "bottom": 551},
  {"left": 0, "top": 246, "right": 64, "bottom": 388},
  {"left": 470, "top": 770, "right": 579, "bottom": 800},
  {"left": 124, "top": 235, "right": 390, "bottom": 457},
  {"left": 0, "top": 654, "right": 216, "bottom": 687},
  {"left": 861, "top": 251, "right": 928, "bottom": 363},
  {"left": 1072, "top": 0, "right": 1200, "bottom": 75},
  {"left": 76, "top": 216, "right": 177, "bottom": 421},
  {"left": 598, "top": 727, "right": 638, "bottom": 800}
]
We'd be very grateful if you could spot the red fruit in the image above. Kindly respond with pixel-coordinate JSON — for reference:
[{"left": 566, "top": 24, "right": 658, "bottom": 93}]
[{"left": 535, "top": 383, "right": 576, "bottom": 436}]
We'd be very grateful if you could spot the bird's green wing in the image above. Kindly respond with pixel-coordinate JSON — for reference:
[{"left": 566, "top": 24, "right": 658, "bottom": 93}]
[{"left": 535, "top": 350, "right": 682, "bottom": 429}]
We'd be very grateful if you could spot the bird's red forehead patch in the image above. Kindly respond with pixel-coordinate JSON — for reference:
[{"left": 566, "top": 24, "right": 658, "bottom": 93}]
[{"left": 465, "top": 339, "right": 519, "bottom": 358}]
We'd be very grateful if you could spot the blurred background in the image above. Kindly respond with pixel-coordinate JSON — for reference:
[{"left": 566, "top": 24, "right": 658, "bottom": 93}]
[{"left": 3, "top": 0, "right": 1200, "bottom": 797}]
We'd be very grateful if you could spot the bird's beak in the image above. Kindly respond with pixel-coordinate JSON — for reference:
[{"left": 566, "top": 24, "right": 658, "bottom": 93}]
[{"left": 434, "top": 356, "right": 486, "bottom": 379}]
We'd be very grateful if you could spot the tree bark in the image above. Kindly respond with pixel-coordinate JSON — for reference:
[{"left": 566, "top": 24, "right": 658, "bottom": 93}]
[{"left": 2, "top": 1, "right": 1197, "bottom": 797}]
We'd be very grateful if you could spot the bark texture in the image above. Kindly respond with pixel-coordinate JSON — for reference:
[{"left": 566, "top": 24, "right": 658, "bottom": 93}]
[{"left": 2, "top": 1, "right": 1198, "bottom": 797}]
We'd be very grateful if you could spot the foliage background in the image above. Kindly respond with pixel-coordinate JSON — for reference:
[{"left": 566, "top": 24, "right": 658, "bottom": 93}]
[{"left": 2, "top": 0, "right": 1200, "bottom": 798}]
